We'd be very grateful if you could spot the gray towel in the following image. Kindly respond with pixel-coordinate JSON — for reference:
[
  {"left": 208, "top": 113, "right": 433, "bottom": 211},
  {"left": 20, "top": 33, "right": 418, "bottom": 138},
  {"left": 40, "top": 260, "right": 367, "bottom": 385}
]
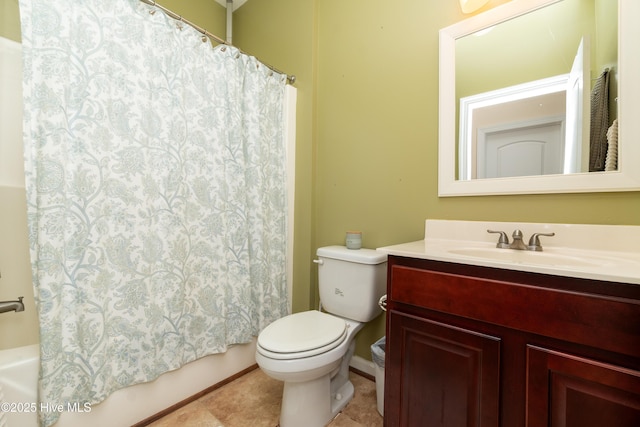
[{"left": 589, "top": 69, "right": 610, "bottom": 171}]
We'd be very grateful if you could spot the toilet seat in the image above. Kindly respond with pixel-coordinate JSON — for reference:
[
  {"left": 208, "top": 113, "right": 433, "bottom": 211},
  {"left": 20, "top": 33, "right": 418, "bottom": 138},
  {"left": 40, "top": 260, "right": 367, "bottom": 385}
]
[{"left": 257, "top": 311, "right": 348, "bottom": 360}]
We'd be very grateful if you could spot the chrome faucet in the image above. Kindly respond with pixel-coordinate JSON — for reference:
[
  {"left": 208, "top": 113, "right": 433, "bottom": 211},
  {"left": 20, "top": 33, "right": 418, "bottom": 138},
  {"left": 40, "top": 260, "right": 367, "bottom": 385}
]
[
  {"left": 488, "top": 229, "right": 555, "bottom": 251},
  {"left": 0, "top": 297, "right": 25, "bottom": 314},
  {"left": 508, "top": 229, "right": 528, "bottom": 250}
]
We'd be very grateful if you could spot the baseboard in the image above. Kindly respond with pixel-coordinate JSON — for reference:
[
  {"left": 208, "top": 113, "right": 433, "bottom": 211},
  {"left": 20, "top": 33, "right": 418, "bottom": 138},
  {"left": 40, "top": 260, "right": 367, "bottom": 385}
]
[
  {"left": 349, "top": 355, "right": 375, "bottom": 378},
  {"left": 133, "top": 364, "right": 258, "bottom": 426}
]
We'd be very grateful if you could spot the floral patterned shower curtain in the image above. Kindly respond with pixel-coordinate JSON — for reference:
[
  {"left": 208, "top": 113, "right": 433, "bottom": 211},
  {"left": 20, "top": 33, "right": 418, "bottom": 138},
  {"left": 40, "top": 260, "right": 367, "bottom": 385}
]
[{"left": 19, "top": 0, "right": 289, "bottom": 425}]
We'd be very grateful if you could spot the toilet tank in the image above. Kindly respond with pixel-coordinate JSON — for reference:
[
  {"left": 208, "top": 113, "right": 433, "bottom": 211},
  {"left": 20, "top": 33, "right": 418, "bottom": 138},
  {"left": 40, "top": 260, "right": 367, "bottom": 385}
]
[{"left": 316, "top": 246, "right": 388, "bottom": 322}]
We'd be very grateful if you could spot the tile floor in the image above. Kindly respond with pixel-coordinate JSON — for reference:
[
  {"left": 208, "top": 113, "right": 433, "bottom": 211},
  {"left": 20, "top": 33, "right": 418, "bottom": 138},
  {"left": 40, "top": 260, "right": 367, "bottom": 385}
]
[{"left": 147, "top": 368, "right": 383, "bottom": 427}]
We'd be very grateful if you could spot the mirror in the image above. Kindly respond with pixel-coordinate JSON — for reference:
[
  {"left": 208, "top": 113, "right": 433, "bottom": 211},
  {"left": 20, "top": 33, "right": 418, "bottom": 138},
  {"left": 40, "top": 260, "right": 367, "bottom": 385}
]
[{"left": 439, "top": 0, "right": 640, "bottom": 196}]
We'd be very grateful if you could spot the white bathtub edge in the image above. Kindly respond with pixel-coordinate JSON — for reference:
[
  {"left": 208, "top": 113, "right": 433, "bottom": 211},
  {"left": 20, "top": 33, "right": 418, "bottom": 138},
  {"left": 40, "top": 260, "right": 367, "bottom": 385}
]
[{"left": 58, "top": 338, "right": 257, "bottom": 427}]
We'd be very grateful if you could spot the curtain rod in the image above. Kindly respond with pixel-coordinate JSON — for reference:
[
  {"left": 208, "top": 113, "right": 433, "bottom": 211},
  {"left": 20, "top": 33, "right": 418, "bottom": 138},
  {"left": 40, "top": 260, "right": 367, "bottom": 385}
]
[{"left": 139, "top": 0, "right": 296, "bottom": 84}]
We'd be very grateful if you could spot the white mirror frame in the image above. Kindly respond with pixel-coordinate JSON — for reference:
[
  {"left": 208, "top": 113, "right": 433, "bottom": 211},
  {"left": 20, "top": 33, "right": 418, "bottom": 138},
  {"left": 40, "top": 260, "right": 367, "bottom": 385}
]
[{"left": 438, "top": 0, "right": 640, "bottom": 197}]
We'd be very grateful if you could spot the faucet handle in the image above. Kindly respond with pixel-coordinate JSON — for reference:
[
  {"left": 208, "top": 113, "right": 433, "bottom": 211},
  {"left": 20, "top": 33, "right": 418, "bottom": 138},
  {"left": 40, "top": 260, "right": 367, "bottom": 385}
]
[
  {"left": 527, "top": 232, "right": 555, "bottom": 251},
  {"left": 487, "top": 230, "right": 510, "bottom": 248}
]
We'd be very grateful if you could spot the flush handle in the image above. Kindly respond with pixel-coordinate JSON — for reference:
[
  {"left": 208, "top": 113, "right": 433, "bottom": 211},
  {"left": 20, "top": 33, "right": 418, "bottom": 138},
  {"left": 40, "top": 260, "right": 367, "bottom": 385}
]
[{"left": 313, "top": 259, "right": 323, "bottom": 265}]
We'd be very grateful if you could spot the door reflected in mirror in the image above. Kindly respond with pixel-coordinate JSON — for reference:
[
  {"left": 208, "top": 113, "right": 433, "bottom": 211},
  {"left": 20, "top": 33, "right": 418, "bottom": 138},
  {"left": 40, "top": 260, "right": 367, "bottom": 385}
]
[{"left": 455, "top": 0, "right": 617, "bottom": 180}]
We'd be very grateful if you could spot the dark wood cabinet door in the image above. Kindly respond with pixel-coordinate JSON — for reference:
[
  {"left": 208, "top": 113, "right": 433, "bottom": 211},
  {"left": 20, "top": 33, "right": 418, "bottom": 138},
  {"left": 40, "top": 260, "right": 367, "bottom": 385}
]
[
  {"left": 526, "top": 345, "right": 640, "bottom": 427},
  {"left": 385, "top": 257, "right": 640, "bottom": 427},
  {"left": 385, "top": 310, "right": 501, "bottom": 427}
]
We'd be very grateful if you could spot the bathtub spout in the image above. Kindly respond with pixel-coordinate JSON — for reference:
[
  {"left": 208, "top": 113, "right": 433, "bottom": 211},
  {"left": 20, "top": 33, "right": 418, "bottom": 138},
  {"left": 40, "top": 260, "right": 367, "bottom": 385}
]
[{"left": 0, "top": 296, "right": 24, "bottom": 313}]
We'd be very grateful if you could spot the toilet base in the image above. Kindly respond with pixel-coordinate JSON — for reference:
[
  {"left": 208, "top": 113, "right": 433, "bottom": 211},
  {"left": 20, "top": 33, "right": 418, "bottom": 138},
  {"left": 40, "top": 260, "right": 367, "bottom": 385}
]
[
  {"left": 331, "top": 380, "right": 355, "bottom": 418},
  {"left": 279, "top": 341, "right": 357, "bottom": 427},
  {"left": 280, "top": 375, "right": 355, "bottom": 427}
]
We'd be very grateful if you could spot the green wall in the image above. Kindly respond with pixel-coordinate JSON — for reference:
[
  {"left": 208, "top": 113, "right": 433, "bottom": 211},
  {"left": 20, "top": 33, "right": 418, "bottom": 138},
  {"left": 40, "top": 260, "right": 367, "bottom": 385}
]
[
  {"left": 3, "top": 0, "right": 639, "bottom": 362},
  {"left": 1, "top": 0, "right": 20, "bottom": 41},
  {"left": 161, "top": 0, "right": 226, "bottom": 32},
  {"left": 239, "top": 0, "right": 640, "bottom": 360}
]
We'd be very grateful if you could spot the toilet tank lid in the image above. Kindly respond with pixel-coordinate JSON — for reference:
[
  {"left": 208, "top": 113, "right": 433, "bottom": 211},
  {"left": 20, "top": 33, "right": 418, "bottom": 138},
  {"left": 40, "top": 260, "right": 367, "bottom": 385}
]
[{"left": 317, "top": 246, "right": 388, "bottom": 265}]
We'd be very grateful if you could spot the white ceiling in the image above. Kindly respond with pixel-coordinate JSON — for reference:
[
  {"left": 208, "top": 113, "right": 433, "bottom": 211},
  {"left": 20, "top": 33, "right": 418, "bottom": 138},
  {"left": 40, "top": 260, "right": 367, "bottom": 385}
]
[{"left": 214, "top": 0, "right": 247, "bottom": 12}]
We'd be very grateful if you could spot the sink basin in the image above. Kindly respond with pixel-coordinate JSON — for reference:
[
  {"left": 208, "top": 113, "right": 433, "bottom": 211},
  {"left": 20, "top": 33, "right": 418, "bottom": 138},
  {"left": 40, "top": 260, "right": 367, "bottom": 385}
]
[{"left": 447, "top": 247, "right": 607, "bottom": 268}]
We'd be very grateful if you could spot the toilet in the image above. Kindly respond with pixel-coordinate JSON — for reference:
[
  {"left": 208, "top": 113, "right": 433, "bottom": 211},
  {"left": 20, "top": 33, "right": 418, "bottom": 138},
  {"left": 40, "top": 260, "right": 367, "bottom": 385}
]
[{"left": 255, "top": 245, "right": 387, "bottom": 427}]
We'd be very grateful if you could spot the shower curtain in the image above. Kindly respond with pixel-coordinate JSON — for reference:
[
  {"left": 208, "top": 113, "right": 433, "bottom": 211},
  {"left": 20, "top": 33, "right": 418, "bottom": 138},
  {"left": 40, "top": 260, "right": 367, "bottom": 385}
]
[{"left": 19, "top": 0, "right": 289, "bottom": 425}]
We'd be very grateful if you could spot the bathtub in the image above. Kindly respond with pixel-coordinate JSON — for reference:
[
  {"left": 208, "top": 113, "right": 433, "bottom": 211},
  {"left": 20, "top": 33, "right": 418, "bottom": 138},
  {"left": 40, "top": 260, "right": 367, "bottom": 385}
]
[
  {"left": 0, "top": 344, "right": 39, "bottom": 427},
  {"left": 0, "top": 340, "right": 257, "bottom": 427}
]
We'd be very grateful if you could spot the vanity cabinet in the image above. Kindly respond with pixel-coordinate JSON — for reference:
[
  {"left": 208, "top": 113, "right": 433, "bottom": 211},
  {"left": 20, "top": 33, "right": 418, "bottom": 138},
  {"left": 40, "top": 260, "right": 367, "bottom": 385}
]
[{"left": 384, "top": 256, "right": 640, "bottom": 427}]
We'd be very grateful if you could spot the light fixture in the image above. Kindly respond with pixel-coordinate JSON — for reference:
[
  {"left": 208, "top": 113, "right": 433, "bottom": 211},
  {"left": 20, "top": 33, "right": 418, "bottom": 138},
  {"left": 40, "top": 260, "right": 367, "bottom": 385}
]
[{"left": 459, "top": 0, "right": 490, "bottom": 14}]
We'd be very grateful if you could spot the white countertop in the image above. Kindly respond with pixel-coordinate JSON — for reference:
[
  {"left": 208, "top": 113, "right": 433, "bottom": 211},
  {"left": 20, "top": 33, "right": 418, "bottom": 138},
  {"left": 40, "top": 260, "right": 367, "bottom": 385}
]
[{"left": 377, "top": 220, "right": 640, "bottom": 285}]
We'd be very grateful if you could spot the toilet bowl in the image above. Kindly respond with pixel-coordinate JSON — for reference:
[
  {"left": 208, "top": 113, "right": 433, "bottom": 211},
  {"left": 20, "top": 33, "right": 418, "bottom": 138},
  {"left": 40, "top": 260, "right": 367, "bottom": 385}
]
[
  {"left": 255, "top": 246, "right": 387, "bottom": 427},
  {"left": 256, "top": 311, "right": 363, "bottom": 426}
]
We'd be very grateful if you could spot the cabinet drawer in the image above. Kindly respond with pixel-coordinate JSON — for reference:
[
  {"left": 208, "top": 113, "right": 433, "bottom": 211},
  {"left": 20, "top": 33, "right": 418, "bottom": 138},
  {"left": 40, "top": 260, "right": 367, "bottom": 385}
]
[{"left": 389, "top": 264, "right": 640, "bottom": 358}]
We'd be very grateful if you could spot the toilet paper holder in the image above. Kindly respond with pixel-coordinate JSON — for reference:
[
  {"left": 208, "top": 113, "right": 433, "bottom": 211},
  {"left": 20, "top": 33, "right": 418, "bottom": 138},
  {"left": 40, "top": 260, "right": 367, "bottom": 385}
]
[{"left": 378, "top": 295, "right": 387, "bottom": 312}]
